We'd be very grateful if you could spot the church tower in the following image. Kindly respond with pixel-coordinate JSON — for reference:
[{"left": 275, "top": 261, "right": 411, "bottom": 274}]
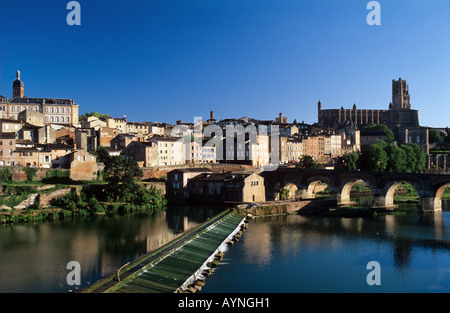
[
  {"left": 392, "top": 78, "right": 410, "bottom": 110},
  {"left": 12, "top": 70, "right": 24, "bottom": 98}
]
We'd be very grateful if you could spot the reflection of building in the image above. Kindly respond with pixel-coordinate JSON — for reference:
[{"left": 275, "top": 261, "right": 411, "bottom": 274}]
[{"left": 318, "top": 78, "right": 429, "bottom": 153}]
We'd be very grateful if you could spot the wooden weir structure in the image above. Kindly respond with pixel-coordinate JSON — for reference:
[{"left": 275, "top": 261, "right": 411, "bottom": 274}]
[{"left": 82, "top": 209, "right": 247, "bottom": 293}]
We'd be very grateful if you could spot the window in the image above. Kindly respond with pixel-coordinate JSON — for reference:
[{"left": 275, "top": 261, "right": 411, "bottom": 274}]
[
  {"left": 9, "top": 149, "right": 12, "bottom": 156},
  {"left": 8, "top": 140, "right": 12, "bottom": 146},
  {"left": 66, "top": 108, "right": 70, "bottom": 113},
  {"left": 11, "top": 106, "right": 15, "bottom": 112}
]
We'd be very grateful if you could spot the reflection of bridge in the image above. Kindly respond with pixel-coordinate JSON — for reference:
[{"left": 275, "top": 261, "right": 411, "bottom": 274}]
[{"left": 260, "top": 168, "right": 450, "bottom": 212}]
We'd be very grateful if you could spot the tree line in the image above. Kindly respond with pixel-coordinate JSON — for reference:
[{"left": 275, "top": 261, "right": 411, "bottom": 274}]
[{"left": 341, "top": 140, "right": 426, "bottom": 173}]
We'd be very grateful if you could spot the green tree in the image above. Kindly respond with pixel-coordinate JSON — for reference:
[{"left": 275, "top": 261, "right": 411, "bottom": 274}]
[
  {"left": 429, "top": 129, "right": 443, "bottom": 143},
  {"left": 411, "top": 143, "right": 426, "bottom": 173},
  {"left": 342, "top": 152, "right": 359, "bottom": 171},
  {"left": 398, "top": 143, "right": 426, "bottom": 173},
  {"left": 103, "top": 156, "right": 143, "bottom": 202},
  {"left": 385, "top": 143, "right": 406, "bottom": 172},
  {"left": 23, "top": 167, "right": 38, "bottom": 182},
  {"left": 279, "top": 188, "right": 290, "bottom": 200},
  {"left": 0, "top": 167, "right": 12, "bottom": 182},
  {"left": 365, "top": 143, "right": 388, "bottom": 171},
  {"left": 297, "top": 155, "right": 317, "bottom": 169}
]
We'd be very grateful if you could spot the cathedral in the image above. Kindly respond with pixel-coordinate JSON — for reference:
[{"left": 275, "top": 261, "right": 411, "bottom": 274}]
[{"left": 317, "top": 78, "right": 429, "bottom": 153}]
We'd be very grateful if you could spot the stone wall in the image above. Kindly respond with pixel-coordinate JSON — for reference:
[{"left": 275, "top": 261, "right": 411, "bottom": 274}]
[
  {"left": 243, "top": 199, "right": 338, "bottom": 217},
  {"left": 38, "top": 188, "right": 73, "bottom": 207},
  {"left": 141, "top": 163, "right": 254, "bottom": 179}
]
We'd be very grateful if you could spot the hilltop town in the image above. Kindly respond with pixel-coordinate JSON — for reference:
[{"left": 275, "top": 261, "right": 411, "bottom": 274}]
[{"left": 0, "top": 71, "right": 447, "bottom": 187}]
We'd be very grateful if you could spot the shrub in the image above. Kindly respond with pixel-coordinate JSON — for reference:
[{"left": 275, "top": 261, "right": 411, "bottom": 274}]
[
  {"left": 24, "top": 167, "right": 38, "bottom": 182},
  {"left": 88, "top": 197, "right": 104, "bottom": 213},
  {"left": 0, "top": 168, "right": 12, "bottom": 182}
]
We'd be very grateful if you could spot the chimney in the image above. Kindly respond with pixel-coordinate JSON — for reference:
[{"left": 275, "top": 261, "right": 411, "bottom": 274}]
[{"left": 210, "top": 111, "right": 214, "bottom": 120}]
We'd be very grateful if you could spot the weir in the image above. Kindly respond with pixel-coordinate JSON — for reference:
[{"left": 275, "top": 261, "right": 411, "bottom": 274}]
[{"left": 83, "top": 210, "right": 246, "bottom": 293}]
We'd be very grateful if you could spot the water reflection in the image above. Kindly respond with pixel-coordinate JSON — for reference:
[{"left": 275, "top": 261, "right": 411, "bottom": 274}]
[
  {"left": 202, "top": 208, "right": 450, "bottom": 292},
  {"left": 0, "top": 205, "right": 224, "bottom": 293}
]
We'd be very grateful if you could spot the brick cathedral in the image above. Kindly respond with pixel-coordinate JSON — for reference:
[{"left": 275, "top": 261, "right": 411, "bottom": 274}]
[{"left": 317, "top": 78, "right": 429, "bottom": 153}]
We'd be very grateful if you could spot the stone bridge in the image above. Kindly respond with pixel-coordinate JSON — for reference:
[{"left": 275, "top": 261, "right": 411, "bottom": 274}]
[{"left": 260, "top": 168, "right": 450, "bottom": 212}]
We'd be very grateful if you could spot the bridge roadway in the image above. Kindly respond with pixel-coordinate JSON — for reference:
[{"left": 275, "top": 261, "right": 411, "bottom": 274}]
[{"left": 82, "top": 209, "right": 245, "bottom": 293}]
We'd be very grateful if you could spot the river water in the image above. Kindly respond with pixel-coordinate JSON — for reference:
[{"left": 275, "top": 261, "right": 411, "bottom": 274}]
[{"left": 1, "top": 200, "right": 450, "bottom": 293}]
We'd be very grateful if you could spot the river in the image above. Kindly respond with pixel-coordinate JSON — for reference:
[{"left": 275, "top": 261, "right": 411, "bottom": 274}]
[{"left": 1, "top": 200, "right": 450, "bottom": 293}]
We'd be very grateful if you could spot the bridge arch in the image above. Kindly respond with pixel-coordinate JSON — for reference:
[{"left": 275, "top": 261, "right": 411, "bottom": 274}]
[
  {"left": 339, "top": 178, "right": 373, "bottom": 205},
  {"left": 280, "top": 182, "right": 298, "bottom": 200},
  {"left": 430, "top": 183, "right": 450, "bottom": 212},
  {"left": 374, "top": 180, "right": 422, "bottom": 209},
  {"left": 304, "top": 176, "right": 332, "bottom": 199}
]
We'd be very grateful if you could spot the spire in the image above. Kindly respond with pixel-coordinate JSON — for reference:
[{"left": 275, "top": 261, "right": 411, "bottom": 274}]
[{"left": 16, "top": 70, "right": 20, "bottom": 80}]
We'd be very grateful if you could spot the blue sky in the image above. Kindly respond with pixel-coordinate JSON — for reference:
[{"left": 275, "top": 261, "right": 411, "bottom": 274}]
[{"left": 1, "top": 0, "right": 449, "bottom": 127}]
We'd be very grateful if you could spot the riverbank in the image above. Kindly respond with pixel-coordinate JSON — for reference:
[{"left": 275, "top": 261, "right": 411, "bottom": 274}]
[{"left": 0, "top": 182, "right": 167, "bottom": 225}]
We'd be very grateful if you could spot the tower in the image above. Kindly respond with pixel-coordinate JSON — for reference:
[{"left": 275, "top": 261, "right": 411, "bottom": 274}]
[
  {"left": 392, "top": 78, "right": 410, "bottom": 110},
  {"left": 12, "top": 70, "right": 24, "bottom": 98}
]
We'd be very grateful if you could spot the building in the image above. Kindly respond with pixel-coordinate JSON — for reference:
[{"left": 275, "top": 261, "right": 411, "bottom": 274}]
[
  {"left": 123, "top": 141, "right": 157, "bottom": 167},
  {"left": 284, "top": 136, "right": 303, "bottom": 163},
  {"left": 66, "top": 150, "right": 98, "bottom": 181},
  {"left": 317, "top": 78, "right": 429, "bottom": 153},
  {"left": 189, "top": 140, "right": 217, "bottom": 164},
  {"left": 105, "top": 116, "right": 127, "bottom": 133},
  {"left": 186, "top": 172, "right": 266, "bottom": 203},
  {"left": 166, "top": 168, "right": 213, "bottom": 203},
  {"left": 1, "top": 71, "right": 79, "bottom": 126},
  {"left": 302, "top": 135, "right": 325, "bottom": 161},
  {"left": 360, "top": 129, "right": 387, "bottom": 151},
  {"left": 148, "top": 135, "right": 185, "bottom": 166},
  {"left": 324, "top": 133, "right": 342, "bottom": 159}
]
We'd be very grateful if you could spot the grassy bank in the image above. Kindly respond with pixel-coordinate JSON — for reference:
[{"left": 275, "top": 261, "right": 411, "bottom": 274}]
[{"left": 0, "top": 181, "right": 167, "bottom": 226}]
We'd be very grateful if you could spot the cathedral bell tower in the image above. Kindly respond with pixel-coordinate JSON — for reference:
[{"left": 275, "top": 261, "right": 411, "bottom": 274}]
[
  {"left": 392, "top": 78, "right": 410, "bottom": 110},
  {"left": 12, "top": 70, "right": 24, "bottom": 98}
]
